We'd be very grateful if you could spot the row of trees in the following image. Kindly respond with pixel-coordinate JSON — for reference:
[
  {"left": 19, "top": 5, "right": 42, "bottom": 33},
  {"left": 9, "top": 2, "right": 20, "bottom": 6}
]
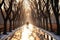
[
  {"left": 29, "top": 0, "right": 60, "bottom": 35},
  {"left": 0, "top": 0, "right": 23, "bottom": 34},
  {"left": 37, "top": 0, "right": 60, "bottom": 35}
]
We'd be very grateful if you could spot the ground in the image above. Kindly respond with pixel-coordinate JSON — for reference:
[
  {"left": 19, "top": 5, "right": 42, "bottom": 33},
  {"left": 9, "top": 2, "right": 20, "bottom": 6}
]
[{"left": 10, "top": 24, "right": 55, "bottom": 40}]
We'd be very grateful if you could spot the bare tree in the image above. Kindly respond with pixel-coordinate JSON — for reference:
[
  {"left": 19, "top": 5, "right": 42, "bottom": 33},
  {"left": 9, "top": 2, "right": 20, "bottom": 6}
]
[
  {"left": 50, "top": 0, "right": 60, "bottom": 35},
  {"left": 0, "top": 0, "right": 13, "bottom": 34}
]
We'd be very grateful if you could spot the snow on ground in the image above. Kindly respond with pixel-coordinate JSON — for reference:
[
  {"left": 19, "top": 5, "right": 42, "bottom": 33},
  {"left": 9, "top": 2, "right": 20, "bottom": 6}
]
[{"left": 0, "top": 24, "right": 60, "bottom": 40}]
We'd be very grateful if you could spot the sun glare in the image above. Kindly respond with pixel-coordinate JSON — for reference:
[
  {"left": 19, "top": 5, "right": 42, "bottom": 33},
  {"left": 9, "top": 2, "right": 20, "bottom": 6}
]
[{"left": 23, "top": 0, "right": 30, "bottom": 10}]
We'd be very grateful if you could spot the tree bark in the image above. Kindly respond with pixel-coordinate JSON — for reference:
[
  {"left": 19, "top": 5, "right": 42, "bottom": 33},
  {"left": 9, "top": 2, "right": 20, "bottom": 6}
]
[
  {"left": 48, "top": 15, "right": 52, "bottom": 31},
  {"left": 55, "top": 15, "right": 60, "bottom": 35},
  {"left": 9, "top": 20, "right": 12, "bottom": 32},
  {"left": 43, "top": 18, "right": 45, "bottom": 29},
  {"left": 3, "top": 19, "right": 7, "bottom": 34},
  {"left": 45, "top": 17, "right": 48, "bottom": 30}
]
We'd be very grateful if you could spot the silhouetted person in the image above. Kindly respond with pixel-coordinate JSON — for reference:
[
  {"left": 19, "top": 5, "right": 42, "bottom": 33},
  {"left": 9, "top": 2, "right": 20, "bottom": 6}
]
[
  {"left": 26, "top": 22, "right": 29, "bottom": 29},
  {"left": 26, "top": 22, "right": 29, "bottom": 25}
]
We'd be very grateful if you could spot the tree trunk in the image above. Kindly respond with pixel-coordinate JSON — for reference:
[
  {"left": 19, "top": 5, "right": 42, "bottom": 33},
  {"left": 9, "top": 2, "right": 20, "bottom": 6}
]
[
  {"left": 49, "top": 15, "right": 52, "bottom": 31},
  {"left": 40, "top": 18, "right": 42, "bottom": 28},
  {"left": 55, "top": 15, "right": 60, "bottom": 35},
  {"left": 9, "top": 20, "right": 12, "bottom": 32},
  {"left": 3, "top": 20, "right": 7, "bottom": 34},
  {"left": 13, "top": 20, "right": 15, "bottom": 30},
  {"left": 45, "top": 18, "right": 48, "bottom": 30},
  {"left": 43, "top": 18, "right": 45, "bottom": 29},
  {"left": 42, "top": 18, "right": 43, "bottom": 28},
  {"left": 46, "top": 0, "right": 52, "bottom": 31}
]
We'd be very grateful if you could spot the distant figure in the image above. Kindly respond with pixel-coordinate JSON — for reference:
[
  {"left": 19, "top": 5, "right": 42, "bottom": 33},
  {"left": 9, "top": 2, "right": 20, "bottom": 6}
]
[
  {"left": 26, "top": 22, "right": 29, "bottom": 25},
  {"left": 26, "top": 22, "right": 29, "bottom": 29}
]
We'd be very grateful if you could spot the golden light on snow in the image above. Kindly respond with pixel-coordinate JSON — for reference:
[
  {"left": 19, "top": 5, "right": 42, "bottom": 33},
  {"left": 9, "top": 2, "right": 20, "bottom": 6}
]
[
  {"left": 11, "top": 24, "right": 35, "bottom": 40},
  {"left": 11, "top": 23, "right": 56, "bottom": 40},
  {"left": 21, "top": 24, "right": 34, "bottom": 40}
]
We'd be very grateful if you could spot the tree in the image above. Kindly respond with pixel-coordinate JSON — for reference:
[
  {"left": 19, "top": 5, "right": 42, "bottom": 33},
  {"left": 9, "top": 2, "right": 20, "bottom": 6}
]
[
  {"left": 50, "top": 0, "right": 60, "bottom": 35},
  {"left": 0, "top": 0, "right": 13, "bottom": 34},
  {"left": 45, "top": 0, "right": 52, "bottom": 31}
]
